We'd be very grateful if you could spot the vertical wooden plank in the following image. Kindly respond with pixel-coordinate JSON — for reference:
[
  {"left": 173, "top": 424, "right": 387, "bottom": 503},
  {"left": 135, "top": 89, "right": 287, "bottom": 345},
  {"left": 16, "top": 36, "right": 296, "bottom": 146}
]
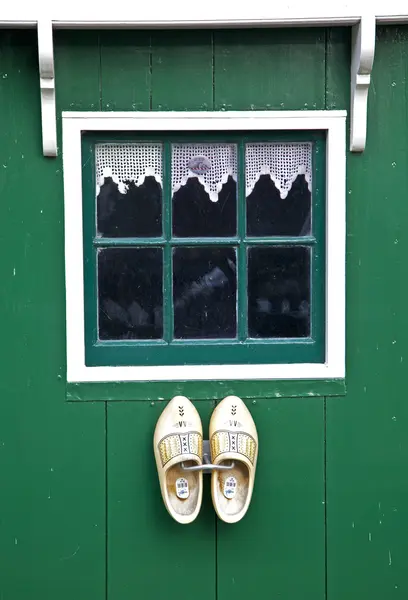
[
  {"left": 54, "top": 30, "right": 101, "bottom": 111},
  {"left": 108, "top": 401, "right": 216, "bottom": 600},
  {"left": 217, "top": 398, "right": 325, "bottom": 600},
  {"left": 100, "top": 30, "right": 151, "bottom": 110},
  {"left": 325, "top": 27, "right": 350, "bottom": 110},
  {"left": 0, "top": 402, "right": 106, "bottom": 600},
  {"left": 214, "top": 28, "right": 326, "bottom": 110},
  {"left": 0, "top": 30, "right": 105, "bottom": 600},
  {"left": 151, "top": 30, "right": 213, "bottom": 110},
  {"left": 326, "top": 25, "right": 408, "bottom": 600}
]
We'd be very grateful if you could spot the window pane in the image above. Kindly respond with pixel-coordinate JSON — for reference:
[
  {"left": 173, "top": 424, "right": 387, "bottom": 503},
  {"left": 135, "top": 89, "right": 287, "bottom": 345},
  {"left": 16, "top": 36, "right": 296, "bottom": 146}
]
[
  {"left": 173, "top": 247, "right": 237, "bottom": 339},
  {"left": 96, "top": 143, "right": 163, "bottom": 237},
  {"left": 248, "top": 246, "right": 310, "bottom": 338},
  {"left": 98, "top": 248, "right": 163, "bottom": 340},
  {"left": 172, "top": 143, "right": 237, "bottom": 237},
  {"left": 246, "top": 143, "right": 312, "bottom": 236}
]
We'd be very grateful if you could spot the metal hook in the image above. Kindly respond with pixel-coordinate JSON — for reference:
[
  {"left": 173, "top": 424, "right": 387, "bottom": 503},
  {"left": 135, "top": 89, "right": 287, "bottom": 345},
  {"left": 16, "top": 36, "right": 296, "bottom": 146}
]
[
  {"left": 181, "top": 461, "right": 235, "bottom": 473},
  {"left": 181, "top": 439, "right": 235, "bottom": 474}
]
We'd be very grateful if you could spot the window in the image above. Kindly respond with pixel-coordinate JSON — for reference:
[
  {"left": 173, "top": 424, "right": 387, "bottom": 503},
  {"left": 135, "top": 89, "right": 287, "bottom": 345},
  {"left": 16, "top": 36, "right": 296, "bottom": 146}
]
[
  {"left": 62, "top": 112, "right": 346, "bottom": 381},
  {"left": 83, "top": 132, "right": 324, "bottom": 368}
]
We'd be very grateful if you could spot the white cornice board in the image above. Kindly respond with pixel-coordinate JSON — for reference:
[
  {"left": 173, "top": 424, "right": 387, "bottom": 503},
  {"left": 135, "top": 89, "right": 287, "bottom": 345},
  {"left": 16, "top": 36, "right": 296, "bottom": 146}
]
[{"left": 1, "top": 1, "right": 408, "bottom": 26}]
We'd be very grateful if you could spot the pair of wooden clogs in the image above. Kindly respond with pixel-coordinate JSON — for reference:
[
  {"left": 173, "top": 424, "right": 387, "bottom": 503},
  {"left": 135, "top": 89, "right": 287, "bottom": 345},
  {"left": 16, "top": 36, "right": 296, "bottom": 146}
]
[{"left": 154, "top": 395, "right": 258, "bottom": 524}]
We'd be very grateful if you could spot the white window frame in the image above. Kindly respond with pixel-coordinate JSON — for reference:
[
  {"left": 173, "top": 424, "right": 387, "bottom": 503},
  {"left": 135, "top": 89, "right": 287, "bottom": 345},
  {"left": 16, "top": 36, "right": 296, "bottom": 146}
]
[{"left": 62, "top": 110, "right": 346, "bottom": 382}]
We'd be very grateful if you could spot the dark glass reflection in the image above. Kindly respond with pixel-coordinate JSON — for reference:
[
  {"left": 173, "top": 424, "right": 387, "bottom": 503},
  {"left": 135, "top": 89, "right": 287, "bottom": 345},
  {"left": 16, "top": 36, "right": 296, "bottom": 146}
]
[
  {"left": 248, "top": 246, "right": 310, "bottom": 338},
  {"left": 173, "top": 247, "right": 237, "bottom": 339},
  {"left": 97, "top": 177, "right": 162, "bottom": 237},
  {"left": 98, "top": 248, "right": 163, "bottom": 340},
  {"left": 172, "top": 177, "right": 237, "bottom": 237},
  {"left": 246, "top": 174, "right": 311, "bottom": 236}
]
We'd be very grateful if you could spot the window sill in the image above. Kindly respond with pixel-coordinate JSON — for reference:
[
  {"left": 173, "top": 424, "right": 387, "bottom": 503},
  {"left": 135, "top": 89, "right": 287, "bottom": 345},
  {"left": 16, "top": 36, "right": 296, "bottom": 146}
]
[{"left": 66, "top": 378, "right": 346, "bottom": 402}]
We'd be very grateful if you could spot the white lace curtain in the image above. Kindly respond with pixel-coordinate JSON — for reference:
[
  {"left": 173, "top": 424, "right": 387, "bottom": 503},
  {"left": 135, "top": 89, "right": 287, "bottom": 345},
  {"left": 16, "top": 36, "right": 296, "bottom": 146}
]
[
  {"left": 245, "top": 143, "right": 312, "bottom": 199},
  {"left": 96, "top": 143, "right": 163, "bottom": 194},
  {"left": 171, "top": 143, "right": 237, "bottom": 202},
  {"left": 96, "top": 141, "right": 312, "bottom": 200}
]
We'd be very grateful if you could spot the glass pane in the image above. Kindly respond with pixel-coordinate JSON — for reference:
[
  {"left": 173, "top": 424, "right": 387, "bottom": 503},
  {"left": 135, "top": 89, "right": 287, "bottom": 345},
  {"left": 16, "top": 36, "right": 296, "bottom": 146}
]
[
  {"left": 248, "top": 246, "right": 310, "bottom": 338},
  {"left": 96, "top": 143, "right": 162, "bottom": 237},
  {"left": 172, "top": 143, "right": 237, "bottom": 237},
  {"left": 246, "top": 143, "right": 312, "bottom": 236},
  {"left": 173, "top": 247, "right": 237, "bottom": 339},
  {"left": 98, "top": 248, "right": 163, "bottom": 340}
]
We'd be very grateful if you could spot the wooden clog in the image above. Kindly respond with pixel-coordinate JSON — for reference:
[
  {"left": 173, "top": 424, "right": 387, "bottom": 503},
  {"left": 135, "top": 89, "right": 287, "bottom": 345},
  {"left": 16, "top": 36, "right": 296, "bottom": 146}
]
[
  {"left": 209, "top": 395, "right": 258, "bottom": 523},
  {"left": 153, "top": 396, "right": 203, "bottom": 524}
]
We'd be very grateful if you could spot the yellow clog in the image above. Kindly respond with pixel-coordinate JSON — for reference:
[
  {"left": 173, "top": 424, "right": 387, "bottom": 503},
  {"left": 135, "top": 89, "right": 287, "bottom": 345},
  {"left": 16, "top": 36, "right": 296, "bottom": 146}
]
[
  {"left": 209, "top": 396, "right": 258, "bottom": 523},
  {"left": 154, "top": 396, "right": 203, "bottom": 524}
]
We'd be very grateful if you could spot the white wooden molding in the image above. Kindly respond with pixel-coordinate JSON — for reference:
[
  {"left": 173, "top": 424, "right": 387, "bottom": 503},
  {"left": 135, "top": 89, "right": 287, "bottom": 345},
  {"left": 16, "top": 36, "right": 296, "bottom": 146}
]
[
  {"left": 350, "top": 15, "right": 376, "bottom": 152},
  {"left": 37, "top": 20, "right": 57, "bottom": 157},
  {"left": 62, "top": 110, "right": 346, "bottom": 383},
  {"left": 1, "top": 1, "right": 408, "bottom": 27}
]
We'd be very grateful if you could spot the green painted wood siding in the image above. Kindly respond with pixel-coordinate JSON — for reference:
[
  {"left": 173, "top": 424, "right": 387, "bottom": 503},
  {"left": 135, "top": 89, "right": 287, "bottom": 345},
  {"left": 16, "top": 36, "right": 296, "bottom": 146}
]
[
  {"left": 0, "top": 24, "right": 407, "bottom": 600},
  {"left": 326, "top": 25, "right": 408, "bottom": 600},
  {"left": 0, "top": 30, "right": 106, "bottom": 600}
]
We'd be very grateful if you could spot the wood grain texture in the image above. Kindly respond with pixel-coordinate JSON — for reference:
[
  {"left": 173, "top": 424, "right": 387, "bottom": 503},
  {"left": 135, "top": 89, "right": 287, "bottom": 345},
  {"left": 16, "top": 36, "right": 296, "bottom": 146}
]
[
  {"left": 326, "top": 25, "right": 408, "bottom": 600},
  {"left": 54, "top": 30, "right": 101, "bottom": 111},
  {"left": 0, "top": 30, "right": 105, "bottom": 600},
  {"left": 151, "top": 30, "right": 213, "bottom": 111},
  {"left": 100, "top": 30, "right": 151, "bottom": 111},
  {"left": 107, "top": 401, "right": 216, "bottom": 600},
  {"left": 325, "top": 27, "right": 351, "bottom": 110},
  {"left": 214, "top": 28, "right": 326, "bottom": 111},
  {"left": 67, "top": 378, "right": 346, "bottom": 402},
  {"left": 216, "top": 398, "right": 325, "bottom": 600}
]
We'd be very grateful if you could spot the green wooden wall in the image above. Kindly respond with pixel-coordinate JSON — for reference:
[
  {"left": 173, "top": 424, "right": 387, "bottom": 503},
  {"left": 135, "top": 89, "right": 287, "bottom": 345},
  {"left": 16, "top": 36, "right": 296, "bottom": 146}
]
[{"left": 0, "top": 25, "right": 407, "bottom": 600}]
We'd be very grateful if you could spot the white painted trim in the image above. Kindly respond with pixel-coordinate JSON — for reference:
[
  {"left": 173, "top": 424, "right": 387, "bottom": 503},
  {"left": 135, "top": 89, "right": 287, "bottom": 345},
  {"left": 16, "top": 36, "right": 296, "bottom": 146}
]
[
  {"left": 37, "top": 20, "right": 57, "bottom": 157},
  {"left": 1, "top": 1, "right": 408, "bottom": 27},
  {"left": 62, "top": 110, "right": 346, "bottom": 382},
  {"left": 350, "top": 15, "right": 376, "bottom": 152},
  {"left": 63, "top": 111, "right": 346, "bottom": 121}
]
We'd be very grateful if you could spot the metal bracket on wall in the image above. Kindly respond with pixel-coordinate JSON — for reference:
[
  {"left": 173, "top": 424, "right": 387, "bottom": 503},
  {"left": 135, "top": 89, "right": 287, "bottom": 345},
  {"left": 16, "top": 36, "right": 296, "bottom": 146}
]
[
  {"left": 350, "top": 15, "right": 376, "bottom": 152},
  {"left": 181, "top": 440, "right": 234, "bottom": 474},
  {"left": 37, "top": 20, "right": 57, "bottom": 157}
]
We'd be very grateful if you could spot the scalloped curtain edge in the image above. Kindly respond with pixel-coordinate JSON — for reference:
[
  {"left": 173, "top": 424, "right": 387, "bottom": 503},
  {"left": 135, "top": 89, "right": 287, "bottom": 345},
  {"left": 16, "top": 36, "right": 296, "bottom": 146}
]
[
  {"left": 246, "top": 167, "right": 312, "bottom": 200},
  {"left": 96, "top": 168, "right": 311, "bottom": 201}
]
